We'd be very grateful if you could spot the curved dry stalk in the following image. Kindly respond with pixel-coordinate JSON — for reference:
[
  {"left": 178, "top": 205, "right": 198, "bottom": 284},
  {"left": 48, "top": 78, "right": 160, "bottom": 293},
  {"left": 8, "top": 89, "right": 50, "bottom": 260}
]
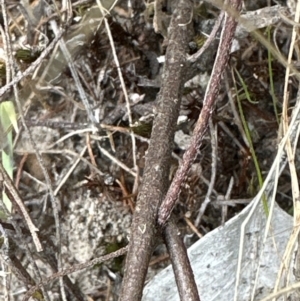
[{"left": 96, "top": 0, "right": 139, "bottom": 188}]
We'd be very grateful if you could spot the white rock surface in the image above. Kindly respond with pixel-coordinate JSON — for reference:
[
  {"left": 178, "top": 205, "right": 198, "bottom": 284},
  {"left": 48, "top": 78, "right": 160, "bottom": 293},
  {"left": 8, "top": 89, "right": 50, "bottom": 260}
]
[{"left": 143, "top": 201, "right": 294, "bottom": 301}]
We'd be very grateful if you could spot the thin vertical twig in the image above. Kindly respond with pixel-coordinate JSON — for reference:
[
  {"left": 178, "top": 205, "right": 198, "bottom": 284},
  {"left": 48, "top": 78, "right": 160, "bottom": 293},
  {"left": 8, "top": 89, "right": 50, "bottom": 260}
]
[
  {"left": 48, "top": 18, "right": 97, "bottom": 125},
  {"left": 272, "top": 1, "right": 300, "bottom": 296},
  {"left": 97, "top": 0, "right": 138, "bottom": 173},
  {"left": 222, "top": 176, "right": 234, "bottom": 224}
]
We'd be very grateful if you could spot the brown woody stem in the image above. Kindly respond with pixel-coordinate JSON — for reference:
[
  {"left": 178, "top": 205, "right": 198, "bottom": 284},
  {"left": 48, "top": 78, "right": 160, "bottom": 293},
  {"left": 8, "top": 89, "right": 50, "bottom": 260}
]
[
  {"left": 118, "top": 1, "right": 194, "bottom": 300},
  {"left": 158, "top": 0, "right": 243, "bottom": 226}
]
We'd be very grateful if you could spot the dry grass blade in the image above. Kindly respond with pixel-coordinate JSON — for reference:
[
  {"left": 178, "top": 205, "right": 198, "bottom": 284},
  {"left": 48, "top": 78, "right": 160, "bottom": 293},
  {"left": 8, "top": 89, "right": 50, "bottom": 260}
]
[
  {"left": 272, "top": 0, "right": 300, "bottom": 296},
  {"left": 234, "top": 35, "right": 300, "bottom": 301},
  {"left": 97, "top": 0, "right": 138, "bottom": 182}
]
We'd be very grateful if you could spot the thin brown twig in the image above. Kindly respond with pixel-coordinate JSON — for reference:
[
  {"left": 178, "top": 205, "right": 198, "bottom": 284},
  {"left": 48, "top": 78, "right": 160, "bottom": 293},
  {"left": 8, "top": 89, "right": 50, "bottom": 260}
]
[
  {"left": 97, "top": 0, "right": 138, "bottom": 179},
  {"left": 86, "top": 133, "right": 97, "bottom": 168},
  {"left": 0, "top": 183, "right": 49, "bottom": 301},
  {"left": 97, "top": 145, "right": 137, "bottom": 178},
  {"left": 9, "top": 18, "right": 65, "bottom": 300},
  {"left": 149, "top": 253, "right": 170, "bottom": 266},
  {"left": 163, "top": 218, "right": 200, "bottom": 301},
  {"left": 188, "top": 10, "right": 224, "bottom": 63},
  {"left": 115, "top": 178, "right": 135, "bottom": 213},
  {"left": 158, "top": 0, "right": 243, "bottom": 226},
  {"left": 15, "top": 153, "right": 28, "bottom": 189},
  {"left": 184, "top": 216, "right": 203, "bottom": 239}
]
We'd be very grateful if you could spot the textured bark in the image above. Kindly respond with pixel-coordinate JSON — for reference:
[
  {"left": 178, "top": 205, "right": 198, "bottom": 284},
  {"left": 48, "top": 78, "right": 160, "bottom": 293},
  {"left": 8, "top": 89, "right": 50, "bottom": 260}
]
[
  {"left": 164, "top": 218, "right": 201, "bottom": 301},
  {"left": 118, "top": 1, "right": 194, "bottom": 300}
]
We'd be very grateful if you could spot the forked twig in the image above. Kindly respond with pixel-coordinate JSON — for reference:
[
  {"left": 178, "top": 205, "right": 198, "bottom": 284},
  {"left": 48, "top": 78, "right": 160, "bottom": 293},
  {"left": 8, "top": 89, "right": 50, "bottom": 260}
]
[
  {"left": 118, "top": 1, "right": 195, "bottom": 300},
  {"left": 158, "top": 0, "right": 243, "bottom": 226}
]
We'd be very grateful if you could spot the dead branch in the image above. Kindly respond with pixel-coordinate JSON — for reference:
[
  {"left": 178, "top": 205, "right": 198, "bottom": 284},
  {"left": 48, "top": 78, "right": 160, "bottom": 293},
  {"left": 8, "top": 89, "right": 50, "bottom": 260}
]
[
  {"left": 158, "top": 0, "right": 243, "bottom": 226},
  {"left": 118, "top": 1, "right": 194, "bottom": 300},
  {"left": 164, "top": 217, "right": 201, "bottom": 301}
]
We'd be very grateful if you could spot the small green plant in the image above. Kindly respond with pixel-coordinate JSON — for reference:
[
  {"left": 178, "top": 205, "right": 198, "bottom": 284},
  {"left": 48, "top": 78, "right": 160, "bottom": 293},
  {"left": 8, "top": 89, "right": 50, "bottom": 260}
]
[
  {"left": 15, "top": 48, "right": 42, "bottom": 64},
  {"left": 266, "top": 26, "right": 280, "bottom": 124},
  {"left": 233, "top": 68, "right": 268, "bottom": 215},
  {"left": 130, "top": 120, "right": 153, "bottom": 138},
  {"left": 0, "top": 100, "right": 18, "bottom": 217}
]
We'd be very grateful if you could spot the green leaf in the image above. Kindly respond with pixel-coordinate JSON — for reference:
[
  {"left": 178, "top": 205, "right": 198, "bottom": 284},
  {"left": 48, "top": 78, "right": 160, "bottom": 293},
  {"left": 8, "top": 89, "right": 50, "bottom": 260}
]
[
  {"left": 0, "top": 100, "right": 18, "bottom": 214},
  {"left": 0, "top": 100, "right": 18, "bottom": 134}
]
